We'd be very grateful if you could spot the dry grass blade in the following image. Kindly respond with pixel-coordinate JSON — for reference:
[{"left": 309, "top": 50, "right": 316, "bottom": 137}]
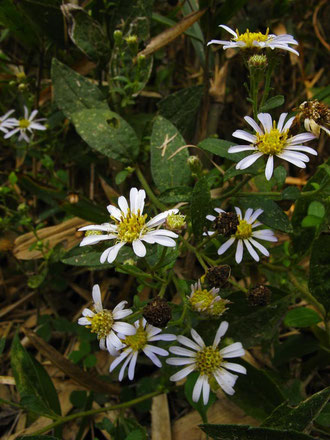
[
  {"left": 138, "top": 10, "right": 206, "bottom": 58},
  {"left": 22, "top": 328, "right": 120, "bottom": 396},
  {"left": 151, "top": 394, "right": 171, "bottom": 440},
  {"left": 13, "top": 217, "right": 88, "bottom": 260}
]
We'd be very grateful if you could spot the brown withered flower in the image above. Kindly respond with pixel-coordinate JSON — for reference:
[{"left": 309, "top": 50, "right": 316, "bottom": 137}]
[
  {"left": 143, "top": 296, "right": 172, "bottom": 328},
  {"left": 296, "top": 100, "right": 330, "bottom": 138}
]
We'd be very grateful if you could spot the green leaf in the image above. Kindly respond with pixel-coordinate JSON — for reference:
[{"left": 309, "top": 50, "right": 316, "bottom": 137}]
[
  {"left": 262, "top": 387, "right": 330, "bottom": 432},
  {"left": 71, "top": 108, "right": 139, "bottom": 163},
  {"left": 284, "top": 307, "right": 322, "bottom": 328},
  {"left": 158, "top": 86, "right": 204, "bottom": 137},
  {"left": 309, "top": 234, "right": 330, "bottom": 312},
  {"left": 11, "top": 334, "right": 61, "bottom": 418},
  {"left": 200, "top": 424, "right": 316, "bottom": 440},
  {"left": 316, "top": 403, "right": 330, "bottom": 427},
  {"left": 238, "top": 197, "right": 292, "bottom": 233},
  {"left": 198, "top": 138, "right": 239, "bottom": 161},
  {"left": 150, "top": 116, "right": 191, "bottom": 192},
  {"left": 158, "top": 186, "right": 192, "bottom": 204},
  {"left": 281, "top": 186, "right": 300, "bottom": 200},
  {"left": 61, "top": 245, "right": 134, "bottom": 268},
  {"left": 259, "top": 95, "right": 285, "bottom": 112},
  {"left": 52, "top": 58, "right": 108, "bottom": 117},
  {"left": 228, "top": 360, "right": 285, "bottom": 421},
  {"left": 225, "top": 289, "right": 291, "bottom": 349},
  {"left": 184, "top": 372, "right": 216, "bottom": 422},
  {"left": 125, "top": 429, "right": 147, "bottom": 440},
  {"left": 273, "top": 334, "right": 319, "bottom": 367},
  {"left": 301, "top": 215, "right": 323, "bottom": 228},
  {"left": 17, "top": 436, "right": 60, "bottom": 440},
  {"left": 191, "top": 176, "right": 211, "bottom": 240},
  {"left": 307, "top": 201, "right": 325, "bottom": 218},
  {"left": 274, "top": 166, "right": 287, "bottom": 187},
  {"left": 62, "top": 5, "right": 110, "bottom": 62}
]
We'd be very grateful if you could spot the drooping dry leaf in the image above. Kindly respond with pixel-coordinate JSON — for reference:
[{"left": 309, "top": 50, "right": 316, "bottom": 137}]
[{"left": 152, "top": 393, "right": 171, "bottom": 440}]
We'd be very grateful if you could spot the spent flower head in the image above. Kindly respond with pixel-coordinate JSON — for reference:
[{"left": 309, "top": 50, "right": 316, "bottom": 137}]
[
  {"left": 78, "top": 284, "right": 135, "bottom": 355},
  {"left": 296, "top": 100, "right": 330, "bottom": 138},
  {"left": 78, "top": 187, "right": 179, "bottom": 264},
  {"left": 206, "top": 207, "right": 277, "bottom": 264},
  {"left": 208, "top": 25, "right": 299, "bottom": 56},
  {"left": 228, "top": 112, "right": 317, "bottom": 180},
  {"left": 109, "top": 318, "right": 176, "bottom": 381},
  {"left": 167, "top": 321, "right": 246, "bottom": 404},
  {"left": 188, "top": 279, "right": 230, "bottom": 317}
]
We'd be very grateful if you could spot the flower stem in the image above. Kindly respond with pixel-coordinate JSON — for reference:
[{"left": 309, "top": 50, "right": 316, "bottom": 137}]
[
  {"left": 218, "top": 175, "right": 252, "bottom": 200},
  {"left": 135, "top": 165, "right": 168, "bottom": 211},
  {"left": 29, "top": 389, "right": 164, "bottom": 436}
]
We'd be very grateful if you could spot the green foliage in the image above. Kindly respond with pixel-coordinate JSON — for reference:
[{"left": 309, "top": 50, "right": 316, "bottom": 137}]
[
  {"left": 309, "top": 234, "right": 330, "bottom": 312},
  {"left": 191, "top": 175, "right": 211, "bottom": 240},
  {"left": 259, "top": 95, "right": 285, "bottom": 112},
  {"left": 284, "top": 308, "right": 322, "bottom": 328},
  {"left": 150, "top": 116, "right": 191, "bottom": 191},
  {"left": 184, "top": 372, "right": 216, "bottom": 422},
  {"left": 11, "top": 334, "right": 61, "bottom": 418}
]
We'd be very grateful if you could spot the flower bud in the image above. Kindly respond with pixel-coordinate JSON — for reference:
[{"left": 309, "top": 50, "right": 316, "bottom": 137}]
[
  {"left": 165, "top": 212, "right": 186, "bottom": 233},
  {"left": 248, "top": 54, "right": 268, "bottom": 69},
  {"left": 187, "top": 155, "right": 203, "bottom": 177},
  {"left": 113, "top": 30, "right": 123, "bottom": 45}
]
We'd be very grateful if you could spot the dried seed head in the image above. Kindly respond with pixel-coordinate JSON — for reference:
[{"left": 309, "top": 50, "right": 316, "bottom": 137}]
[
  {"left": 143, "top": 296, "right": 172, "bottom": 328},
  {"left": 214, "top": 212, "right": 239, "bottom": 237},
  {"left": 205, "top": 265, "right": 231, "bottom": 288},
  {"left": 296, "top": 100, "right": 330, "bottom": 137},
  {"left": 248, "top": 284, "right": 271, "bottom": 306}
]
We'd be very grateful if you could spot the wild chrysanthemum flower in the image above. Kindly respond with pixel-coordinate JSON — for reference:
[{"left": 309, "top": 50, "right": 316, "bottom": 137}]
[
  {"left": 4, "top": 106, "right": 46, "bottom": 143},
  {"left": 228, "top": 112, "right": 317, "bottom": 180},
  {"left": 0, "top": 110, "right": 16, "bottom": 134},
  {"left": 167, "top": 321, "right": 246, "bottom": 404},
  {"left": 78, "top": 187, "right": 179, "bottom": 264},
  {"left": 207, "top": 25, "right": 299, "bottom": 56},
  {"left": 207, "top": 207, "right": 277, "bottom": 264},
  {"left": 78, "top": 284, "right": 136, "bottom": 355},
  {"left": 109, "top": 318, "right": 176, "bottom": 381},
  {"left": 188, "top": 279, "right": 230, "bottom": 317}
]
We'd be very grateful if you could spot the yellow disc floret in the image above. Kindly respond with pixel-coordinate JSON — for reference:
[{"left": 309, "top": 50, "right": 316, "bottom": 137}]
[
  {"left": 124, "top": 323, "right": 148, "bottom": 351},
  {"left": 18, "top": 119, "right": 31, "bottom": 129},
  {"left": 235, "top": 28, "right": 269, "bottom": 48},
  {"left": 115, "top": 208, "right": 147, "bottom": 243},
  {"left": 190, "top": 288, "right": 215, "bottom": 310},
  {"left": 235, "top": 219, "right": 252, "bottom": 239},
  {"left": 195, "top": 346, "right": 222, "bottom": 377},
  {"left": 85, "top": 230, "right": 103, "bottom": 236},
  {"left": 88, "top": 310, "right": 114, "bottom": 340},
  {"left": 256, "top": 122, "right": 288, "bottom": 155}
]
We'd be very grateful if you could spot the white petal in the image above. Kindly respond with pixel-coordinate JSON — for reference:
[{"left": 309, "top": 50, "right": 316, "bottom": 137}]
[
  {"left": 82, "top": 308, "right": 94, "bottom": 317},
  {"left": 214, "top": 208, "right": 225, "bottom": 214},
  {"left": 177, "top": 335, "right": 200, "bottom": 351},
  {"left": 142, "top": 235, "right": 176, "bottom": 247},
  {"left": 277, "top": 113, "right": 288, "bottom": 132},
  {"left": 244, "top": 208, "right": 253, "bottom": 221},
  {"left": 129, "top": 187, "right": 139, "bottom": 213},
  {"left": 219, "top": 24, "right": 237, "bottom": 37},
  {"left": 92, "top": 284, "right": 102, "bottom": 312},
  {"left": 228, "top": 145, "right": 257, "bottom": 153},
  {"left": 166, "top": 357, "right": 196, "bottom": 366},
  {"left": 248, "top": 238, "right": 269, "bottom": 256},
  {"left": 113, "top": 309, "right": 132, "bottom": 320},
  {"left": 265, "top": 155, "right": 274, "bottom": 181},
  {"left": 257, "top": 113, "right": 272, "bottom": 132},
  {"left": 283, "top": 116, "right": 295, "bottom": 132},
  {"left": 143, "top": 347, "right": 162, "bottom": 367},
  {"left": 100, "top": 247, "right": 111, "bottom": 264},
  {"left": 276, "top": 153, "right": 306, "bottom": 168},
  {"left": 169, "top": 364, "right": 196, "bottom": 382},
  {"left": 99, "top": 338, "right": 106, "bottom": 350},
  {"left": 244, "top": 239, "right": 260, "bottom": 262},
  {"left": 144, "top": 344, "right": 168, "bottom": 357},
  {"left": 79, "top": 224, "right": 113, "bottom": 232},
  {"left": 192, "top": 375, "right": 204, "bottom": 402},
  {"left": 206, "top": 215, "right": 216, "bottom": 221},
  {"left": 249, "top": 208, "right": 263, "bottom": 223},
  {"left": 107, "top": 331, "right": 123, "bottom": 350},
  {"left": 235, "top": 240, "right": 244, "bottom": 264},
  {"left": 244, "top": 115, "right": 263, "bottom": 133},
  {"left": 224, "top": 362, "right": 247, "bottom": 374},
  {"left": 146, "top": 212, "right": 168, "bottom": 227},
  {"left": 78, "top": 317, "right": 90, "bottom": 326},
  {"left": 234, "top": 207, "right": 242, "bottom": 218},
  {"left": 214, "top": 370, "right": 236, "bottom": 395},
  {"left": 236, "top": 152, "right": 263, "bottom": 170},
  {"left": 150, "top": 333, "right": 176, "bottom": 342},
  {"left": 107, "top": 204, "right": 122, "bottom": 220},
  {"left": 169, "top": 346, "right": 197, "bottom": 357},
  {"left": 146, "top": 229, "right": 179, "bottom": 238},
  {"left": 190, "top": 329, "right": 205, "bottom": 348},
  {"left": 109, "top": 350, "right": 131, "bottom": 372},
  {"left": 232, "top": 129, "right": 257, "bottom": 143},
  {"left": 288, "top": 133, "right": 316, "bottom": 144},
  {"left": 128, "top": 351, "right": 138, "bottom": 380},
  {"left": 119, "top": 352, "right": 133, "bottom": 381},
  {"left": 118, "top": 196, "right": 129, "bottom": 215},
  {"left": 285, "top": 145, "right": 317, "bottom": 155},
  {"left": 30, "top": 122, "right": 46, "bottom": 131},
  {"left": 80, "top": 235, "right": 115, "bottom": 246},
  {"left": 217, "top": 237, "right": 235, "bottom": 255},
  {"left": 146, "top": 325, "right": 162, "bottom": 337},
  {"left": 112, "top": 321, "right": 136, "bottom": 335},
  {"left": 132, "top": 239, "right": 146, "bottom": 257},
  {"left": 213, "top": 321, "right": 229, "bottom": 347},
  {"left": 202, "top": 377, "right": 211, "bottom": 405},
  {"left": 281, "top": 151, "right": 310, "bottom": 162},
  {"left": 136, "top": 189, "right": 146, "bottom": 213},
  {"left": 107, "top": 242, "right": 126, "bottom": 263},
  {"left": 112, "top": 300, "right": 128, "bottom": 313},
  {"left": 220, "top": 342, "right": 245, "bottom": 358},
  {"left": 252, "top": 230, "right": 277, "bottom": 242}
]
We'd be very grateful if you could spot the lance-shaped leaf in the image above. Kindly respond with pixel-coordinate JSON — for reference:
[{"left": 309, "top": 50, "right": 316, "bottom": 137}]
[
  {"left": 61, "top": 4, "right": 110, "bottom": 63},
  {"left": 191, "top": 176, "right": 211, "bottom": 240},
  {"left": 309, "top": 234, "right": 330, "bottom": 312}
]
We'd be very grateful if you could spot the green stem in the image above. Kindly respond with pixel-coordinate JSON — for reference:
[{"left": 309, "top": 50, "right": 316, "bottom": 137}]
[
  {"left": 228, "top": 278, "right": 248, "bottom": 294},
  {"left": 259, "top": 56, "right": 276, "bottom": 110},
  {"left": 218, "top": 176, "right": 252, "bottom": 201},
  {"left": 180, "top": 236, "right": 209, "bottom": 271},
  {"left": 30, "top": 390, "right": 163, "bottom": 436},
  {"left": 135, "top": 165, "right": 167, "bottom": 211},
  {"left": 237, "top": 191, "right": 281, "bottom": 197},
  {"left": 288, "top": 273, "right": 326, "bottom": 318}
]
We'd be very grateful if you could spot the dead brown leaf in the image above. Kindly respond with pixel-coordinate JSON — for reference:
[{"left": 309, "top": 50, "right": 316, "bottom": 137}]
[{"left": 152, "top": 394, "right": 172, "bottom": 440}]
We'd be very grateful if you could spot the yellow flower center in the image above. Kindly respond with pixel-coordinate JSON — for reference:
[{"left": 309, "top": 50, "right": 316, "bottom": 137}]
[
  {"left": 19, "top": 119, "right": 30, "bottom": 129},
  {"left": 256, "top": 123, "right": 288, "bottom": 155},
  {"left": 124, "top": 324, "right": 148, "bottom": 351},
  {"left": 195, "top": 346, "right": 222, "bottom": 377},
  {"left": 85, "top": 230, "right": 103, "bottom": 236},
  {"left": 235, "top": 28, "right": 269, "bottom": 48},
  {"left": 166, "top": 213, "right": 186, "bottom": 230},
  {"left": 235, "top": 219, "right": 252, "bottom": 239},
  {"left": 189, "top": 289, "right": 228, "bottom": 316},
  {"left": 88, "top": 310, "right": 114, "bottom": 340},
  {"left": 210, "top": 300, "right": 228, "bottom": 317},
  {"left": 115, "top": 209, "right": 147, "bottom": 243}
]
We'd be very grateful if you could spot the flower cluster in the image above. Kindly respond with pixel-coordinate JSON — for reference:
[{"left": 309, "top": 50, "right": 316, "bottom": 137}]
[
  {"left": 1, "top": 106, "right": 46, "bottom": 143},
  {"left": 188, "top": 279, "right": 230, "bottom": 317},
  {"left": 208, "top": 25, "right": 299, "bottom": 56},
  {"left": 79, "top": 187, "right": 179, "bottom": 264},
  {"left": 207, "top": 207, "right": 277, "bottom": 264}
]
